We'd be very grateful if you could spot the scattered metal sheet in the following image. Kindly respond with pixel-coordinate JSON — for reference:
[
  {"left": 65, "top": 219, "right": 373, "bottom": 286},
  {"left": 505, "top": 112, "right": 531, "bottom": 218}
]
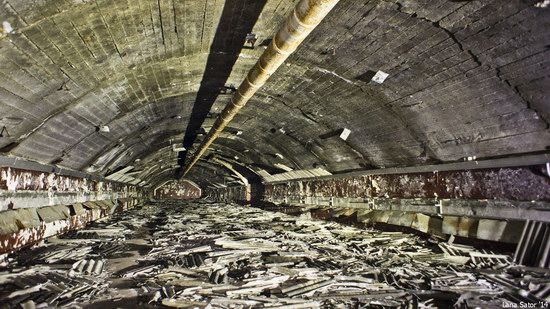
[
  {"left": 36, "top": 206, "right": 70, "bottom": 223},
  {"left": 1, "top": 200, "right": 548, "bottom": 308}
]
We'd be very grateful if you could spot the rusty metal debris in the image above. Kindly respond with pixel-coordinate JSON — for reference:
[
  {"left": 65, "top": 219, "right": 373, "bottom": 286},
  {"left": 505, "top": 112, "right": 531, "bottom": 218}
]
[
  {"left": 0, "top": 200, "right": 549, "bottom": 308},
  {"left": 515, "top": 220, "right": 550, "bottom": 268}
]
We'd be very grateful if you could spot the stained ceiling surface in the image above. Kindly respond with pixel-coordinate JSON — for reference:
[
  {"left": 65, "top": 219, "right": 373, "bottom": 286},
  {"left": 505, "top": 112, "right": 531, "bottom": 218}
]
[{"left": 0, "top": 0, "right": 548, "bottom": 188}]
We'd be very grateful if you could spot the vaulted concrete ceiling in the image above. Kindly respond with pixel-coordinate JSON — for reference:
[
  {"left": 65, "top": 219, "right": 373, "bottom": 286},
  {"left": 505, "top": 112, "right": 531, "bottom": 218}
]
[{"left": 0, "top": 0, "right": 549, "bottom": 189}]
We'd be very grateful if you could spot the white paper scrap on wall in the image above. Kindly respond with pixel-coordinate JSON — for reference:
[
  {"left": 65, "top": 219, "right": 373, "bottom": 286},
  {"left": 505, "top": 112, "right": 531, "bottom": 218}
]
[
  {"left": 371, "top": 71, "right": 389, "bottom": 84},
  {"left": 340, "top": 128, "right": 351, "bottom": 141}
]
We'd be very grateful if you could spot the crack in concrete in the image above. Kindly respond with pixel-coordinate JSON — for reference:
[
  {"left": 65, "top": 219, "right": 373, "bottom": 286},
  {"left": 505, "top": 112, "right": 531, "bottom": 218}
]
[
  {"left": 393, "top": 4, "right": 550, "bottom": 142},
  {"left": 266, "top": 94, "right": 327, "bottom": 128},
  {"left": 171, "top": 0, "right": 178, "bottom": 37},
  {"left": 71, "top": 22, "right": 96, "bottom": 59},
  {"left": 313, "top": 67, "right": 357, "bottom": 86},
  {"left": 496, "top": 67, "right": 550, "bottom": 129},
  {"left": 284, "top": 130, "right": 328, "bottom": 169},
  {"left": 157, "top": 0, "right": 166, "bottom": 49},
  {"left": 392, "top": 2, "right": 482, "bottom": 67}
]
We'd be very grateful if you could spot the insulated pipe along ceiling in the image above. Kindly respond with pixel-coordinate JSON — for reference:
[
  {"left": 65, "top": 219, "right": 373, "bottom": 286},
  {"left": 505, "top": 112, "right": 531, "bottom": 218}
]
[{"left": 181, "top": 0, "right": 341, "bottom": 177}]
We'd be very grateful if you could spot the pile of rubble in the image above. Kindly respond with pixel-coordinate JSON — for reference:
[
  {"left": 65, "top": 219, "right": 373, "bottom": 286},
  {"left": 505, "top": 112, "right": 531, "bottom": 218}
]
[{"left": 0, "top": 200, "right": 549, "bottom": 308}]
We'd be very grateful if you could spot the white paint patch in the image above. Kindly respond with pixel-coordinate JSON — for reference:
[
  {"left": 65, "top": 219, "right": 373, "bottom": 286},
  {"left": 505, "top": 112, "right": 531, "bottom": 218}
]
[
  {"left": 334, "top": 154, "right": 351, "bottom": 163},
  {"left": 1, "top": 168, "right": 18, "bottom": 191},
  {"left": 2, "top": 21, "right": 13, "bottom": 33},
  {"left": 535, "top": 0, "right": 550, "bottom": 8},
  {"left": 372, "top": 71, "right": 389, "bottom": 84},
  {"left": 314, "top": 67, "right": 356, "bottom": 85}
]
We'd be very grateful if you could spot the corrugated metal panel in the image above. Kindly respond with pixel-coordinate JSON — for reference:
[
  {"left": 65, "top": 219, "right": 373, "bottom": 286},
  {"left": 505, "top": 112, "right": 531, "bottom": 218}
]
[
  {"left": 36, "top": 206, "right": 70, "bottom": 223},
  {"left": 0, "top": 208, "right": 41, "bottom": 234},
  {"left": 83, "top": 201, "right": 101, "bottom": 209},
  {"left": 72, "top": 203, "right": 86, "bottom": 216},
  {"left": 263, "top": 168, "right": 332, "bottom": 183}
]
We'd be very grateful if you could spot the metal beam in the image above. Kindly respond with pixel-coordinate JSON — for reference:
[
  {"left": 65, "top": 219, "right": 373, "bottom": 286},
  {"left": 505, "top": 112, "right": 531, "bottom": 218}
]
[{"left": 266, "top": 153, "right": 550, "bottom": 184}]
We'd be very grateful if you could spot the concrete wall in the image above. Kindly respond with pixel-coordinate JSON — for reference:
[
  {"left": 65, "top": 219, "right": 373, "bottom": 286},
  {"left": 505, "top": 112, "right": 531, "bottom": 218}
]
[
  {"left": 154, "top": 180, "right": 201, "bottom": 200},
  {"left": 0, "top": 166, "right": 140, "bottom": 211},
  {"left": 0, "top": 163, "right": 145, "bottom": 254},
  {"left": 207, "top": 163, "right": 550, "bottom": 244}
]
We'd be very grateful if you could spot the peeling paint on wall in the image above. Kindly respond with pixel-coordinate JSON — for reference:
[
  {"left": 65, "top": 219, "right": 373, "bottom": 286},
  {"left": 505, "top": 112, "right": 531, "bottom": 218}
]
[
  {"left": 264, "top": 166, "right": 550, "bottom": 202},
  {"left": 0, "top": 167, "right": 143, "bottom": 211}
]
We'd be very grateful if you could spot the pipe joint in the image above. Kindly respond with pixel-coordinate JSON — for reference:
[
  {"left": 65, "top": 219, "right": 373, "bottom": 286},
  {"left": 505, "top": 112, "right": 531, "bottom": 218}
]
[
  {"left": 271, "top": 37, "right": 294, "bottom": 56},
  {"left": 245, "top": 75, "right": 264, "bottom": 90},
  {"left": 292, "top": 7, "right": 319, "bottom": 28}
]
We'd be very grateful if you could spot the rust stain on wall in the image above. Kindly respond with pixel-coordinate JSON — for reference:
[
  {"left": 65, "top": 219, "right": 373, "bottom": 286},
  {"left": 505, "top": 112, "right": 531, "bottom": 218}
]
[
  {"left": 0, "top": 167, "right": 137, "bottom": 194},
  {"left": 0, "top": 198, "right": 140, "bottom": 254},
  {"left": 264, "top": 166, "right": 550, "bottom": 202}
]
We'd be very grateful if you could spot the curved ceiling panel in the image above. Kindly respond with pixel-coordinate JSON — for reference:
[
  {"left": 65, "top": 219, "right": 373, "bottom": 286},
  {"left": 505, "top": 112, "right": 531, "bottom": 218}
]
[{"left": 0, "top": 0, "right": 548, "bottom": 190}]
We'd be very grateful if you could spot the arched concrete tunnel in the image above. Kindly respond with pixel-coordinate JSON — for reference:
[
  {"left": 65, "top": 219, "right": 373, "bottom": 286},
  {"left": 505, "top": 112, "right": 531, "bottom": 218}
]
[{"left": 1, "top": 0, "right": 550, "bottom": 307}]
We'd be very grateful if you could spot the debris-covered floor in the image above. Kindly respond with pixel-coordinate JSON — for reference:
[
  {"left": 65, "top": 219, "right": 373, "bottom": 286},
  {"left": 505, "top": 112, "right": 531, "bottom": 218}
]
[{"left": 1, "top": 200, "right": 549, "bottom": 308}]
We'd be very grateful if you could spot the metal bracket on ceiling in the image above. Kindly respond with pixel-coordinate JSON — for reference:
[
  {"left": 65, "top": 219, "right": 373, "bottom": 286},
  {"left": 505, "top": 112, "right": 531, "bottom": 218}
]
[{"left": 0, "top": 126, "right": 10, "bottom": 138}]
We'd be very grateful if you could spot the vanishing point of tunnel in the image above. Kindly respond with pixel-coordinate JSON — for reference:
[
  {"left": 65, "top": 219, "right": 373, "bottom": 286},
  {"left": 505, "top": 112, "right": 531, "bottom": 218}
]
[{"left": 1, "top": 0, "right": 550, "bottom": 308}]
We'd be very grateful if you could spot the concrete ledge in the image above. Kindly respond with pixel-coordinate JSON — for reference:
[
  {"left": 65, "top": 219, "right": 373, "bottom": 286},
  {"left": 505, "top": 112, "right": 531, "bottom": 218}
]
[
  {"left": 266, "top": 196, "right": 550, "bottom": 222},
  {"left": 0, "top": 198, "right": 143, "bottom": 254},
  {"left": 261, "top": 202, "right": 525, "bottom": 244}
]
